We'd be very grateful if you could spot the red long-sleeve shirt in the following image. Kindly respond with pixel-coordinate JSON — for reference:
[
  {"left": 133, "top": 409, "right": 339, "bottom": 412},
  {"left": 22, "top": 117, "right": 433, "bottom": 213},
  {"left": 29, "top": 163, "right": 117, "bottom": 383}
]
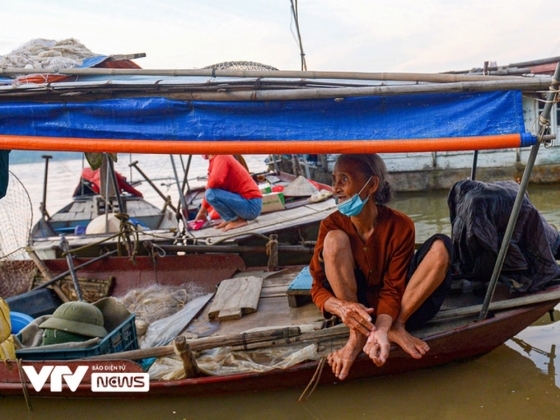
[
  {"left": 309, "top": 205, "right": 415, "bottom": 321},
  {"left": 81, "top": 168, "right": 143, "bottom": 197},
  {"left": 201, "top": 155, "right": 262, "bottom": 209}
]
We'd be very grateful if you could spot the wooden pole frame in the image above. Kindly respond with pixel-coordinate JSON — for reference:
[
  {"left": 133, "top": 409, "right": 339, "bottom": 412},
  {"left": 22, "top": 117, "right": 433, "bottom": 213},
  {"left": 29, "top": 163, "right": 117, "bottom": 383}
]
[{"left": 0, "top": 66, "right": 548, "bottom": 82}]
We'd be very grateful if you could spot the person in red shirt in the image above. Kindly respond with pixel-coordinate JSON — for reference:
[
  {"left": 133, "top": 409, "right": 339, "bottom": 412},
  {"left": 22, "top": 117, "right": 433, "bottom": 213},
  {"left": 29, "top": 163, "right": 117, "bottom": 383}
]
[
  {"left": 73, "top": 167, "right": 143, "bottom": 198},
  {"left": 310, "top": 154, "right": 452, "bottom": 380},
  {"left": 193, "top": 155, "right": 262, "bottom": 231}
]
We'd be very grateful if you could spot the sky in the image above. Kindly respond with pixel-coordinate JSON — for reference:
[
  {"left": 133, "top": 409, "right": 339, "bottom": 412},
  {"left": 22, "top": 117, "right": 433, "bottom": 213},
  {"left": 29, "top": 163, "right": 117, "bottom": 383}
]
[{"left": 1, "top": 0, "right": 559, "bottom": 73}]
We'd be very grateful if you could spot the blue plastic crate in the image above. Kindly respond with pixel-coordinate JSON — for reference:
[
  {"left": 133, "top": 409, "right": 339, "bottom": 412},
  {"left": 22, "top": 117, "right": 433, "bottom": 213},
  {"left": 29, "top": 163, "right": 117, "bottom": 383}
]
[{"left": 16, "top": 313, "right": 138, "bottom": 361}]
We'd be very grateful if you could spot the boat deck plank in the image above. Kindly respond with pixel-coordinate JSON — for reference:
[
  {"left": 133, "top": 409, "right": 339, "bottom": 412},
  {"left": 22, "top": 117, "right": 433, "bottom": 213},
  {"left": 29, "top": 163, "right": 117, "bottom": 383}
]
[
  {"left": 187, "top": 267, "right": 324, "bottom": 338},
  {"left": 187, "top": 201, "right": 336, "bottom": 244}
]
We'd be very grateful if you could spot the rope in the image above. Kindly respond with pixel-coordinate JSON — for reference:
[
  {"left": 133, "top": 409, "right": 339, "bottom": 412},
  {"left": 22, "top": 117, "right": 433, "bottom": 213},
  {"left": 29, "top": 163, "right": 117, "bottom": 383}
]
[
  {"left": 204, "top": 230, "right": 270, "bottom": 246},
  {"left": 60, "top": 231, "right": 122, "bottom": 255},
  {"left": 290, "top": 0, "right": 308, "bottom": 71},
  {"left": 115, "top": 213, "right": 140, "bottom": 262},
  {"left": 298, "top": 356, "right": 326, "bottom": 401},
  {"left": 149, "top": 242, "right": 167, "bottom": 257},
  {"left": 60, "top": 212, "right": 140, "bottom": 260},
  {"left": 0, "top": 246, "right": 28, "bottom": 260},
  {"left": 265, "top": 234, "right": 279, "bottom": 271}
]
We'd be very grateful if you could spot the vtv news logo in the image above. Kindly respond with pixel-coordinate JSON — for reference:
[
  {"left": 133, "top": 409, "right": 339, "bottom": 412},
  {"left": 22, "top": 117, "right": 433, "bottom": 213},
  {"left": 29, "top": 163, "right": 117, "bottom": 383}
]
[{"left": 22, "top": 365, "right": 150, "bottom": 392}]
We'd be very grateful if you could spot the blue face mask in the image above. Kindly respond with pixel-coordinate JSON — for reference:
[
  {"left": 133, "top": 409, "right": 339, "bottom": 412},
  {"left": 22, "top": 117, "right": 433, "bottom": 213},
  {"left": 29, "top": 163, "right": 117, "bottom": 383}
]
[{"left": 336, "top": 176, "right": 372, "bottom": 217}]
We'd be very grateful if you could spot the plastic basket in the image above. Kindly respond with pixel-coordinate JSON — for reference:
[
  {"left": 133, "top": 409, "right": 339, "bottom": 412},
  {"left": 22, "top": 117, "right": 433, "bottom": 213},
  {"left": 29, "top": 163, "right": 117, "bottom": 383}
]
[{"left": 16, "top": 314, "right": 138, "bottom": 361}]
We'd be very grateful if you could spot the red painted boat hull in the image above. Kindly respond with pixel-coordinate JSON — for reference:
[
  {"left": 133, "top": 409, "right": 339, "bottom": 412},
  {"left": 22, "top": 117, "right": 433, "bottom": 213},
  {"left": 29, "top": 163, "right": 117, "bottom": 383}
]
[{"left": 1, "top": 291, "right": 556, "bottom": 398}]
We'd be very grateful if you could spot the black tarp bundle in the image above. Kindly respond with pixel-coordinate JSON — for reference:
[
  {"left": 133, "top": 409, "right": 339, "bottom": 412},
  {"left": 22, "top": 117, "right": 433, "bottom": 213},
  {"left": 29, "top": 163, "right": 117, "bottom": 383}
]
[
  {"left": 0, "top": 150, "right": 9, "bottom": 199},
  {"left": 448, "top": 180, "right": 560, "bottom": 293}
]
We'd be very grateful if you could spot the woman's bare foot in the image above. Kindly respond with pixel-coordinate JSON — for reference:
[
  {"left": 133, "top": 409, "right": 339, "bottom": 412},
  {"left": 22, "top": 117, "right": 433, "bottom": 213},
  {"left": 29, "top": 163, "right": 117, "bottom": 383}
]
[
  {"left": 327, "top": 330, "right": 367, "bottom": 380},
  {"left": 222, "top": 218, "right": 248, "bottom": 231},
  {"left": 388, "top": 320, "right": 429, "bottom": 359}
]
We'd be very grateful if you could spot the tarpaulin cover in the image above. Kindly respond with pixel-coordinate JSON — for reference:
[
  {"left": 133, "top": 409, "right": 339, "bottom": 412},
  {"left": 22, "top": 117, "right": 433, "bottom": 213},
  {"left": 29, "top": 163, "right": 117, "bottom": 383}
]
[
  {"left": 0, "top": 151, "right": 9, "bottom": 199},
  {"left": 0, "top": 90, "right": 534, "bottom": 145},
  {"left": 448, "top": 180, "right": 560, "bottom": 292}
]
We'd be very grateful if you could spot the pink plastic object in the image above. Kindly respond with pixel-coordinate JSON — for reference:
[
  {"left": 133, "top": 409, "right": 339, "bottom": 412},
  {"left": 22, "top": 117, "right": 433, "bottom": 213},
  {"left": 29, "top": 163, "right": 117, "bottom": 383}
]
[{"left": 187, "top": 220, "right": 206, "bottom": 230}]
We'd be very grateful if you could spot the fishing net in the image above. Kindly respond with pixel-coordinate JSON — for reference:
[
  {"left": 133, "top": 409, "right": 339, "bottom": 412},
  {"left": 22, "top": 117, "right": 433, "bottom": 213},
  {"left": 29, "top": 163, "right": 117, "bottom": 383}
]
[
  {"left": 117, "top": 283, "right": 205, "bottom": 341},
  {"left": 203, "top": 61, "right": 278, "bottom": 71},
  {"left": 0, "top": 171, "right": 36, "bottom": 298},
  {"left": 0, "top": 38, "right": 95, "bottom": 70}
]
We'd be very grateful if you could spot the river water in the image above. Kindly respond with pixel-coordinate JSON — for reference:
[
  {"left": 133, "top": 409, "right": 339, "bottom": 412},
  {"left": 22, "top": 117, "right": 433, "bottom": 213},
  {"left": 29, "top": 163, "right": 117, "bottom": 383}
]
[{"left": 3, "top": 154, "right": 560, "bottom": 419}]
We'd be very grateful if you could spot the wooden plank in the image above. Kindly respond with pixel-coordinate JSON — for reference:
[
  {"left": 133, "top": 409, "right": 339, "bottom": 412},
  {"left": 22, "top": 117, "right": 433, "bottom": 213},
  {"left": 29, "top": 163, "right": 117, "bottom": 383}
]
[
  {"left": 107, "top": 53, "right": 147, "bottom": 61},
  {"left": 208, "top": 276, "right": 264, "bottom": 321},
  {"left": 188, "top": 203, "right": 336, "bottom": 244}
]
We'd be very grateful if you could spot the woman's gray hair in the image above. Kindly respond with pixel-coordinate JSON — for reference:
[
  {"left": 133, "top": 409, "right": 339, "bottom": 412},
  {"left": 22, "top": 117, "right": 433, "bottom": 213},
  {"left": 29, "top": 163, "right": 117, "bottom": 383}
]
[{"left": 335, "top": 154, "right": 394, "bottom": 204}]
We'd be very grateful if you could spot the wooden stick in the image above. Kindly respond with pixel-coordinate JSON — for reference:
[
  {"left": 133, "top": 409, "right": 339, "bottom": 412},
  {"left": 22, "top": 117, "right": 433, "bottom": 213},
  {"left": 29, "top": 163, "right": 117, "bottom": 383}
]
[
  {"left": 32, "top": 249, "right": 118, "bottom": 291},
  {"left": 25, "top": 246, "right": 70, "bottom": 303},
  {"left": 173, "top": 336, "right": 201, "bottom": 378},
  {"left": 87, "top": 325, "right": 303, "bottom": 360}
]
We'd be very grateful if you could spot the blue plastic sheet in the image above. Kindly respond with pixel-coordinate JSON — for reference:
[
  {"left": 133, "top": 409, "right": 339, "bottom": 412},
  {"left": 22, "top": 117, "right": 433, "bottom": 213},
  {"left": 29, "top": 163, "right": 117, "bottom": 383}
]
[{"left": 0, "top": 90, "right": 534, "bottom": 145}]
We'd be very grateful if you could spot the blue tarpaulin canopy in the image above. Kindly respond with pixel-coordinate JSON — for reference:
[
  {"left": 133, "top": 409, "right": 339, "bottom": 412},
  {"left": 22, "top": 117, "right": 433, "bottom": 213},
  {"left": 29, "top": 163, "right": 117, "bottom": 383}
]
[{"left": 0, "top": 90, "right": 533, "bottom": 145}]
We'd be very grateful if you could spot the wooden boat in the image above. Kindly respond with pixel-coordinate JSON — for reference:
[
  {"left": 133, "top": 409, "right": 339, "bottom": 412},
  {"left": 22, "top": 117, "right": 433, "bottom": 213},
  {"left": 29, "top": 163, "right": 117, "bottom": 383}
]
[
  {"left": 29, "top": 167, "right": 334, "bottom": 267},
  {"left": 30, "top": 192, "right": 178, "bottom": 240},
  {"left": 0, "top": 253, "right": 559, "bottom": 398},
  {"left": 27, "top": 153, "right": 180, "bottom": 259},
  {"left": 0, "top": 57, "right": 559, "bottom": 399}
]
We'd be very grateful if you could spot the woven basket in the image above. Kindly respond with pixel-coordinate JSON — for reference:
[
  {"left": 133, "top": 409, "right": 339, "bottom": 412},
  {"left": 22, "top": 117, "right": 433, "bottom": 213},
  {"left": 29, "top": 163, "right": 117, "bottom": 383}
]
[{"left": 59, "top": 277, "right": 114, "bottom": 303}]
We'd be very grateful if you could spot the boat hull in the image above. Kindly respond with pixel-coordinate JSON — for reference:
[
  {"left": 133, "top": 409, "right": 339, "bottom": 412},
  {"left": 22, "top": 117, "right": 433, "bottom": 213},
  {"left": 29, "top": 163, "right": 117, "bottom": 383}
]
[
  {"left": 1, "top": 253, "right": 557, "bottom": 398},
  {"left": 0, "top": 300, "right": 555, "bottom": 398}
]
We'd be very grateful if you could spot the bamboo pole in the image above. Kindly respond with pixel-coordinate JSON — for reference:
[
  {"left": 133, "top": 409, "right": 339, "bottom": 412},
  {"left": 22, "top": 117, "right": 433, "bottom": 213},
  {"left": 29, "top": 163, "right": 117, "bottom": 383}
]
[
  {"left": 144, "top": 243, "right": 315, "bottom": 258},
  {"left": 1, "top": 78, "right": 552, "bottom": 102},
  {"left": 446, "top": 56, "right": 560, "bottom": 75},
  {"left": 0, "top": 67, "right": 548, "bottom": 83},
  {"left": 87, "top": 326, "right": 304, "bottom": 360},
  {"left": 437, "top": 288, "right": 560, "bottom": 320},
  {"left": 128, "top": 160, "right": 177, "bottom": 213},
  {"left": 509, "top": 56, "right": 560, "bottom": 69},
  {"left": 160, "top": 78, "right": 552, "bottom": 101}
]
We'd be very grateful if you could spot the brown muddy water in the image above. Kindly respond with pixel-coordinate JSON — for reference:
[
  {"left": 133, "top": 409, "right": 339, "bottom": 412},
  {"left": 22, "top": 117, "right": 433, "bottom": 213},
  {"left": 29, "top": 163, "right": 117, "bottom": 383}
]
[{"left": 3, "top": 157, "right": 560, "bottom": 419}]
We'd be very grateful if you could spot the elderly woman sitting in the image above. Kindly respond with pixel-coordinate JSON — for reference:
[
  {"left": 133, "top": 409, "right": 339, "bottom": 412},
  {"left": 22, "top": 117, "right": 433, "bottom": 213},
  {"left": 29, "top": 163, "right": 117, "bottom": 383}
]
[{"left": 310, "top": 154, "right": 452, "bottom": 380}]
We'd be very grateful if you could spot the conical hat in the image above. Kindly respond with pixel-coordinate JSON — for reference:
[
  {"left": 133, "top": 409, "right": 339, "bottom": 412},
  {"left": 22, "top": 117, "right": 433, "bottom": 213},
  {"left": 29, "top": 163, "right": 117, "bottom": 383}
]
[{"left": 282, "top": 176, "right": 319, "bottom": 197}]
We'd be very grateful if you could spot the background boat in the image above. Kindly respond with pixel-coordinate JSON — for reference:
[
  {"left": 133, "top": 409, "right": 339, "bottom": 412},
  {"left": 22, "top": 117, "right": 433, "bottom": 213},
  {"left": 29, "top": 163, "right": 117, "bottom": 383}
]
[{"left": 27, "top": 163, "right": 334, "bottom": 267}]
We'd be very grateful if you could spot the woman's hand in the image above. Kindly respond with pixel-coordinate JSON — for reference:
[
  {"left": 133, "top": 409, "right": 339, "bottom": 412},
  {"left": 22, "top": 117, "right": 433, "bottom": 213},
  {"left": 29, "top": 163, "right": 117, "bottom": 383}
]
[
  {"left": 326, "top": 298, "right": 374, "bottom": 336},
  {"left": 363, "top": 313, "right": 392, "bottom": 367},
  {"left": 194, "top": 206, "right": 208, "bottom": 221}
]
